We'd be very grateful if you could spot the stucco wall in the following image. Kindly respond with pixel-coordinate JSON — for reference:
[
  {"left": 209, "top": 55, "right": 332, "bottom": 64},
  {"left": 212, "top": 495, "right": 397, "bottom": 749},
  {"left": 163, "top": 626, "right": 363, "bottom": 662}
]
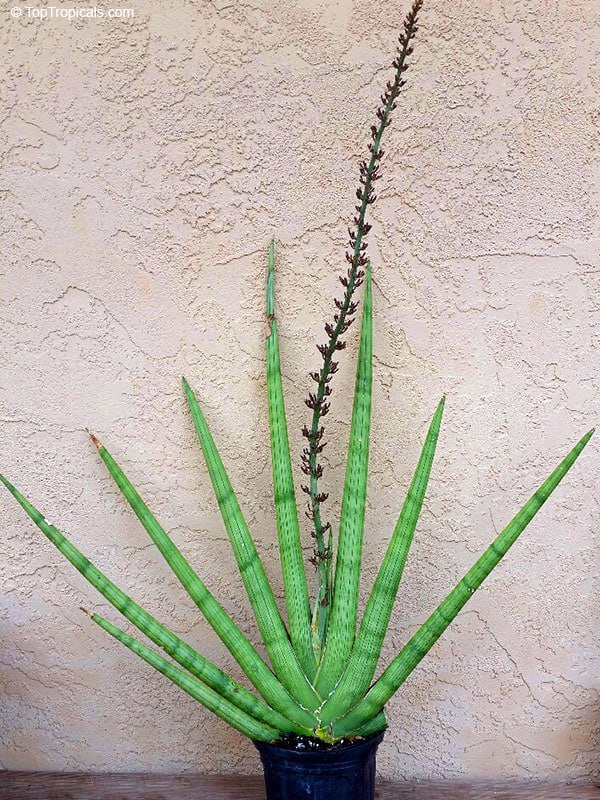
[{"left": 1, "top": 0, "right": 598, "bottom": 781}]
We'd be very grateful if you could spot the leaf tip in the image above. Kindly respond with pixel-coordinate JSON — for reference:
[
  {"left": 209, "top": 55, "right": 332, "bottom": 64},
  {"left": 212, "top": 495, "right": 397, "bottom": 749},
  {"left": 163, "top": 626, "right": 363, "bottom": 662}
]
[
  {"left": 80, "top": 606, "right": 92, "bottom": 617},
  {"left": 86, "top": 429, "right": 101, "bottom": 449},
  {"left": 432, "top": 394, "right": 446, "bottom": 421},
  {"left": 268, "top": 240, "right": 275, "bottom": 274},
  {"left": 0, "top": 473, "right": 14, "bottom": 493},
  {"left": 266, "top": 243, "right": 276, "bottom": 317},
  {"left": 582, "top": 427, "right": 595, "bottom": 446},
  {"left": 577, "top": 427, "right": 595, "bottom": 446}
]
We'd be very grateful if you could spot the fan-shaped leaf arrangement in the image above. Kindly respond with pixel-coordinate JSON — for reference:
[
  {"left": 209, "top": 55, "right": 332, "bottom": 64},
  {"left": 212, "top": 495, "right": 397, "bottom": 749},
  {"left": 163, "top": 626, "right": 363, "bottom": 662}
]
[{"left": 1, "top": 0, "right": 593, "bottom": 744}]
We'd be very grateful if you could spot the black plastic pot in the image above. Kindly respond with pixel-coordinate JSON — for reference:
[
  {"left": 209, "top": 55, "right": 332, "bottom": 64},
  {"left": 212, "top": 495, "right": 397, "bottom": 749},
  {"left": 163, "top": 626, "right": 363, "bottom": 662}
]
[{"left": 253, "top": 732, "right": 384, "bottom": 800}]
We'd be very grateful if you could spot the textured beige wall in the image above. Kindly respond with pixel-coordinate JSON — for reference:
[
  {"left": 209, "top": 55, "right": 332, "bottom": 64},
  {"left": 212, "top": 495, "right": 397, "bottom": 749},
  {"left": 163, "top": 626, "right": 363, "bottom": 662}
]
[{"left": 1, "top": 0, "right": 599, "bottom": 781}]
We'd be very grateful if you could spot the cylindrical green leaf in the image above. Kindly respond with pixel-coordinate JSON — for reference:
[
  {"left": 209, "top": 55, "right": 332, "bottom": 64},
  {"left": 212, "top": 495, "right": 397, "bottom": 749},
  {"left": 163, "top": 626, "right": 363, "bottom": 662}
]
[
  {"left": 331, "top": 428, "right": 594, "bottom": 736},
  {"left": 320, "top": 397, "right": 444, "bottom": 724},
  {"left": 266, "top": 240, "right": 316, "bottom": 680},
  {"left": 92, "top": 612, "right": 279, "bottom": 742},
  {"left": 91, "top": 440, "right": 318, "bottom": 728},
  {"left": 0, "top": 473, "right": 309, "bottom": 734},
  {"left": 355, "top": 711, "right": 387, "bottom": 738},
  {"left": 183, "top": 378, "right": 321, "bottom": 710},
  {"left": 315, "top": 267, "right": 372, "bottom": 696}
]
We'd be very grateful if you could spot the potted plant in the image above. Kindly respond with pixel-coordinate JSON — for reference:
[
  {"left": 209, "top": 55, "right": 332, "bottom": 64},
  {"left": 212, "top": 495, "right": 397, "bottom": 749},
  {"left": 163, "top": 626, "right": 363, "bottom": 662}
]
[{"left": 1, "top": 1, "right": 593, "bottom": 798}]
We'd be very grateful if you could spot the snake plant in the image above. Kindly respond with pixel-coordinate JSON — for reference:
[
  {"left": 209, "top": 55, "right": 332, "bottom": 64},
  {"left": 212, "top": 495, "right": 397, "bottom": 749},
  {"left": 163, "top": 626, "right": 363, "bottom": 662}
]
[{"left": 1, "top": 0, "right": 593, "bottom": 746}]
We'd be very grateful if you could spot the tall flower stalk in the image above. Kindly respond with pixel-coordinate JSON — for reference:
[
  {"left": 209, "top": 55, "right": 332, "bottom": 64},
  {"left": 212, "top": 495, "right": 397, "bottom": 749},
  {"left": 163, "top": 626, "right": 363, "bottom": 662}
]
[{"left": 302, "top": 0, "right": 424, "bottom": 656}]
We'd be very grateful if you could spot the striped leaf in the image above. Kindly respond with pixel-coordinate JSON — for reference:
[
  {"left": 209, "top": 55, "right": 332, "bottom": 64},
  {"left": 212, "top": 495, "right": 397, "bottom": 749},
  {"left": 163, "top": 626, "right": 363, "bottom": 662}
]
[
  {"left": 320, "top": 396, "right": 444, "bottom": 724},
  {"left": 0, "top": 472, "right": 308, "bottom": 734},
  {"left": 90, "top": 438, "right": 318, "bottom": 729},
  {"left": 331, "top": 428, "right": 594, "bottom": 736},
  {"left": 315, "top": 267, "right": 372, "bottom": 696},
  {"left": 183, "top": 378, "right": 321, "bottom": 710},
  {"left": 91, "top": 612, "right": 278, "bottom": 742},
  {"left": 266, "top": 240, "right": 316, "bottom": 680},
  {"left": 355, "top": 711, "right": 387, "bottom": 738},
  {"left": 315, "top": 711, "right": 387, "bottom": 741}
]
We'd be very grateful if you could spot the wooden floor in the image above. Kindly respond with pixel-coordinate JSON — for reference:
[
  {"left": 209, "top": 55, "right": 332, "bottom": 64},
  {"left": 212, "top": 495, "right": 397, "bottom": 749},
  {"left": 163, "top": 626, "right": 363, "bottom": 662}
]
[{"left": 1, "top": 773, "right": 599, "bottom": 800}]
